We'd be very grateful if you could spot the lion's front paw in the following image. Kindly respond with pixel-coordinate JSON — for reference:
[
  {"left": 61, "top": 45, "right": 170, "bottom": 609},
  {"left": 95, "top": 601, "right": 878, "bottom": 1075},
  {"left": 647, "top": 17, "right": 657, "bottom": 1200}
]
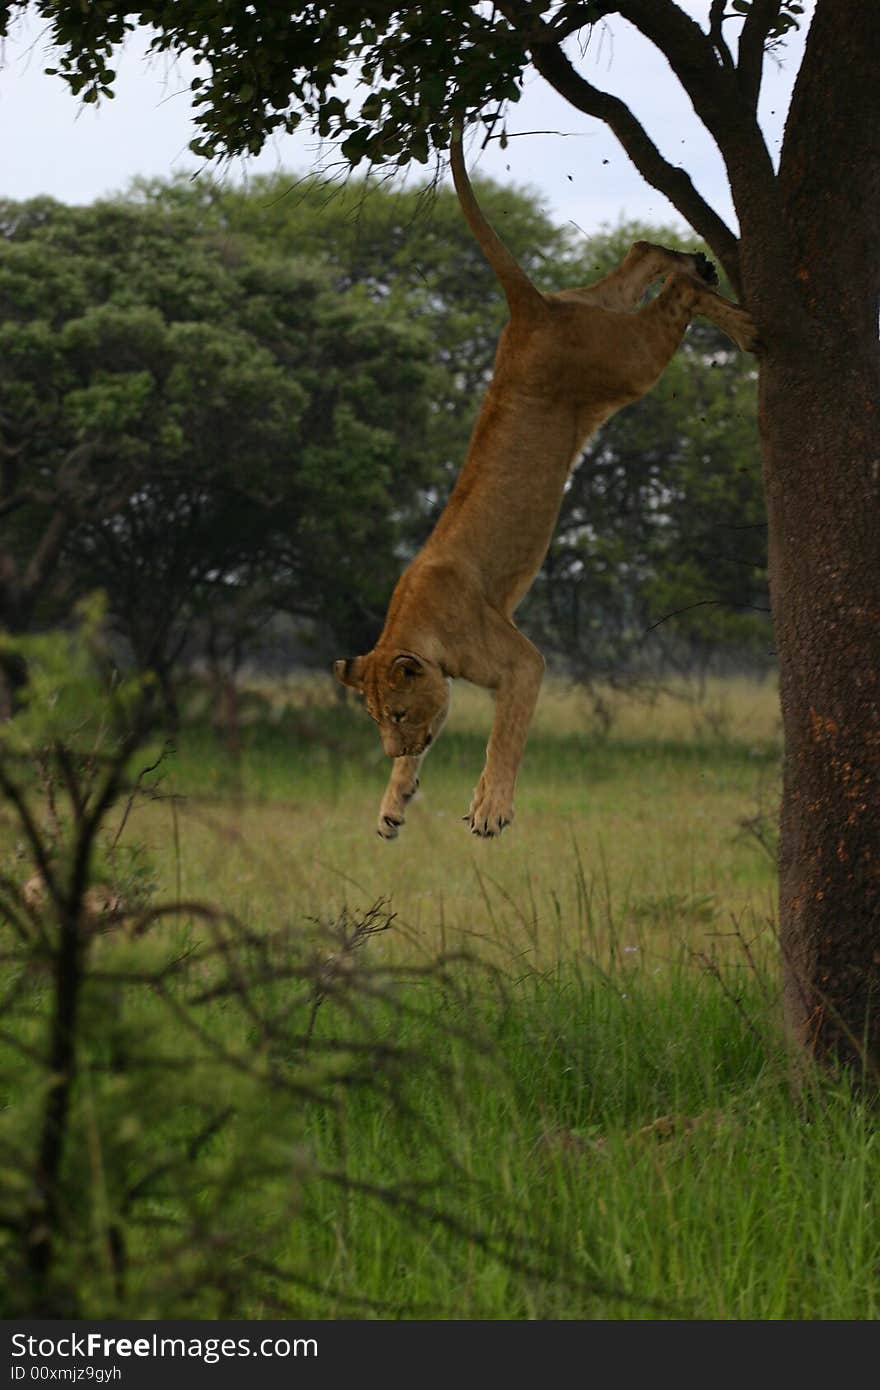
[
  {"left": 377, "top": 810, "right": 403, "bottom": 840},
  {"left": 377, "top": 791, "right": 405, "bottom": 839},
  {"left": 466, "top": 781, "right": 514, "bottom": 838},
  {"left": 376, "top": 776, "right": 419, "bottom": 840}
]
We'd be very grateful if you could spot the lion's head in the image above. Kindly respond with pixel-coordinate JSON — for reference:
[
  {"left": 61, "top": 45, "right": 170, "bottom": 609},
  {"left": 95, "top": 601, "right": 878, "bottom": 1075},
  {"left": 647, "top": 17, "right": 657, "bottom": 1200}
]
[{"left": 334, "top": 650, "right": 450, "bottom": 758}]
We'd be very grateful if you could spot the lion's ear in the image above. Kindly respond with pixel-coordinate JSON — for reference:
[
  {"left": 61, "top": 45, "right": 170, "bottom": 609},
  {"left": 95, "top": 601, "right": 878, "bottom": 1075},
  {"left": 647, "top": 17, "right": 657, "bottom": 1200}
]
[
  {"left": 390, "top": 652, "right": 425, "bottom": 686},
  {"left": 333, "top": 656, "right": 365, "bottom": 691}
]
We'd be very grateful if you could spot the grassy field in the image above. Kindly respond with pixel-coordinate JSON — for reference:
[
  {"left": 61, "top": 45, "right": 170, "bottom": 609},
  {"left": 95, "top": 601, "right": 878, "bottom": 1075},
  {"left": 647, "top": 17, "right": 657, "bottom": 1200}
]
[
  {"left": 5, "top": 673, "right": 880, "bottom": 1318},
  {"left": 147, "top": 674, "right": 782, "bottom": 969}
]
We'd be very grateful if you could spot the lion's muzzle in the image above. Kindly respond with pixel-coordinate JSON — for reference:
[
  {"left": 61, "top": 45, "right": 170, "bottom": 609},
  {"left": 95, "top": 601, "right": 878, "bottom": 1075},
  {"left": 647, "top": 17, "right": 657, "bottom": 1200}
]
[{"left": 382, "top": 730, "right": 431, "bottom": 758}]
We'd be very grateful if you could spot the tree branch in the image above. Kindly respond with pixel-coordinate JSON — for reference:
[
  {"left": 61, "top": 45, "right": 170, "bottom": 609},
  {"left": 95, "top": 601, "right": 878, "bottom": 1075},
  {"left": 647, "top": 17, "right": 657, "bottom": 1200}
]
[
  {"left": 709, "top": 0, "right": 735, "bottom": 70},
  {"left": 501, "top": 0, "right": 792, "bottom": 293},
  {"left": 56, "top": 438, "right": 102, "bottom": 493},
  {"left": 0, "top": 762, "right": 62, "bottom": 913},
  {"left": 22, "top": 508, "right": 71, "bottom": 608},
  {"left": 608, "top": 1, "right": 781, "bottom": 222},
  {"left": 0, "top": 489, "right": 58, "bottom": 520},
  {"left": 526, "top": 39, "right": 742, "bottom": 289},
  {"left": 546, "top": 2, "right": 614, "bottom": 43},
  {"left": 612, "top": 0, "right": 745, "bottom": 135},
  {"left": 645, "top": 597, "right": 770, "bottom": 633},
  {"left": 738, "top": 0, "right": 783, "bottom": 110}
]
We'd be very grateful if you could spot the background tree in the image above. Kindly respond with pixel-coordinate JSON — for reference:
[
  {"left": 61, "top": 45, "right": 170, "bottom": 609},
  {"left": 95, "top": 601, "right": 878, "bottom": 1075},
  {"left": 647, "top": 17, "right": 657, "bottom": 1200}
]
[
  {"left": 0, "top": 192, "right": 435, "bottom": 707},
  {"left": 203, "top": 164, "right": 570, "bottom": 546},
  {"left": 3, "top": 170, "right": 766, "bottom": 701}
]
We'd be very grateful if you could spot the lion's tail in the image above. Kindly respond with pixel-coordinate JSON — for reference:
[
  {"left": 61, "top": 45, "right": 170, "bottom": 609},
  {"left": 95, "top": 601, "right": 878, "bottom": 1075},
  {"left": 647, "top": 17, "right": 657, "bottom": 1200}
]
[{"left": 450, "top": 122, "right": 546, "bottom": 320}]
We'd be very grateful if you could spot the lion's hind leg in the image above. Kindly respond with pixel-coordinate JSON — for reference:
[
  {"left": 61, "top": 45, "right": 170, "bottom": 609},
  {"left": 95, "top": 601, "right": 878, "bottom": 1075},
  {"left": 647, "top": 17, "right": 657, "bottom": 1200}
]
[
  {"left": 567, "top": 241, "right": 719, "bottom": 313},
  {"left": 465, "top": 622, "right": 545, "bottom": 838}
]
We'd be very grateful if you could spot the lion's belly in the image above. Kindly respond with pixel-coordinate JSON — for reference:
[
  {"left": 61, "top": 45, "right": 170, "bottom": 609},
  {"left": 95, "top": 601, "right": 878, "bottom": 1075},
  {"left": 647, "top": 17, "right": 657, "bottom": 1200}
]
[{"left": 430, "top": 394, "right": 599, "bottom": 612}]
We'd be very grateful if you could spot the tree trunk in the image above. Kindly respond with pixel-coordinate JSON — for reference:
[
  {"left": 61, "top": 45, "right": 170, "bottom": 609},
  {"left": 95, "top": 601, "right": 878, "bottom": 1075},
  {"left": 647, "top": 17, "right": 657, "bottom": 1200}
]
[
  {"left": 746, "top": 0, "right": 880, "bottom": 1071},
  {"left": 759, "top": 348, "right": 880, "bottom": 1071},
  {"left": 0, "top": 565, "right": 30, "bottom": 719}
]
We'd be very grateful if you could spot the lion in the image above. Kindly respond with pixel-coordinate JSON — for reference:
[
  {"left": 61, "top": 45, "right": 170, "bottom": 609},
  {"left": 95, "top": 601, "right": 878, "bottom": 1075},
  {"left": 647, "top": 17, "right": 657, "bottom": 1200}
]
[{"left": 335, "top": 126, "right": 758, "bottom": 839}]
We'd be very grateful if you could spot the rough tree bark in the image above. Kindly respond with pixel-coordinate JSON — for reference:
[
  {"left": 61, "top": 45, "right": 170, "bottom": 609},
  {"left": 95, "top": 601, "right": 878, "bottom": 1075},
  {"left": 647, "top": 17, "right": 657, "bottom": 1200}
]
[
  {"left": 744, "top": 2, "right": 880, "bottom": 1069},
  {"left": 623, "top": 0, "right": 880, "bottom": 1070}
]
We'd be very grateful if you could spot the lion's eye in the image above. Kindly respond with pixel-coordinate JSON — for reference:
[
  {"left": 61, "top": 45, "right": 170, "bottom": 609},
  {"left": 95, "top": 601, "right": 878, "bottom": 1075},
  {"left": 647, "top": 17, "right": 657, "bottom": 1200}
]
[{"left": 391, "top": 710, "right": 405, "bottom": 724}]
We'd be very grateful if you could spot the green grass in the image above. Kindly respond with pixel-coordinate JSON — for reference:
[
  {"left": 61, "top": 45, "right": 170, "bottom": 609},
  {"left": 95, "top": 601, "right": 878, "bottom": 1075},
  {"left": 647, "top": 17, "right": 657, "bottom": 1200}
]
[
  {"left": 278, "top": 962, "right": 880, "bottom": 1320},
  {"left": 6, "top": 673, "right": 880, "bottom": 1318},
  {"left": 145, "top": 674, "right": 781, "bottom": 968}
]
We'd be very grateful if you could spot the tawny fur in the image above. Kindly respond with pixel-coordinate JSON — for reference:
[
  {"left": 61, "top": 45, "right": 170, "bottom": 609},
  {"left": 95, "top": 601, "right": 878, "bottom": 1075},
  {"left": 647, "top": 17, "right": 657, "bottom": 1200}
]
[{"left": 335, "top": 126, "right": 758, "bottom": 839}]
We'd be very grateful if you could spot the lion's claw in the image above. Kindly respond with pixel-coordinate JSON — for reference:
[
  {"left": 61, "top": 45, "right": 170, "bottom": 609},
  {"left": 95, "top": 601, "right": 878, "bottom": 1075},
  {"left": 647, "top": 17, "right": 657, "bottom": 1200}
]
[
  {"left": 466, "top": 784, "right": 514, "bottom": 837},
  {"left": 377, "top": 813, "right": 402, "bottom": 840},
  {"left": 470, "top": 820, "right": 507, "bottom": 837}
]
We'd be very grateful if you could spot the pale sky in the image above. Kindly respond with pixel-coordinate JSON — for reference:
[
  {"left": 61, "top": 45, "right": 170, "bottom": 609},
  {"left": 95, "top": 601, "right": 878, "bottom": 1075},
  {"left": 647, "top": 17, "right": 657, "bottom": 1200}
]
[{"left": 1, "top": 4, "right": 809, "bottom": 234}]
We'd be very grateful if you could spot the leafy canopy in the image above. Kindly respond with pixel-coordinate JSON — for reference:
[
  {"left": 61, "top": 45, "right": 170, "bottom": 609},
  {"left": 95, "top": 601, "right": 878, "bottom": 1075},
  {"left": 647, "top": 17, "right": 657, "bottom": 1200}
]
[
  {"left": 0, "top": 186, "right": 434, "bottom": 666},
  {"left": 0, "top": 2, "right": 805, "bottom": 167}
]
